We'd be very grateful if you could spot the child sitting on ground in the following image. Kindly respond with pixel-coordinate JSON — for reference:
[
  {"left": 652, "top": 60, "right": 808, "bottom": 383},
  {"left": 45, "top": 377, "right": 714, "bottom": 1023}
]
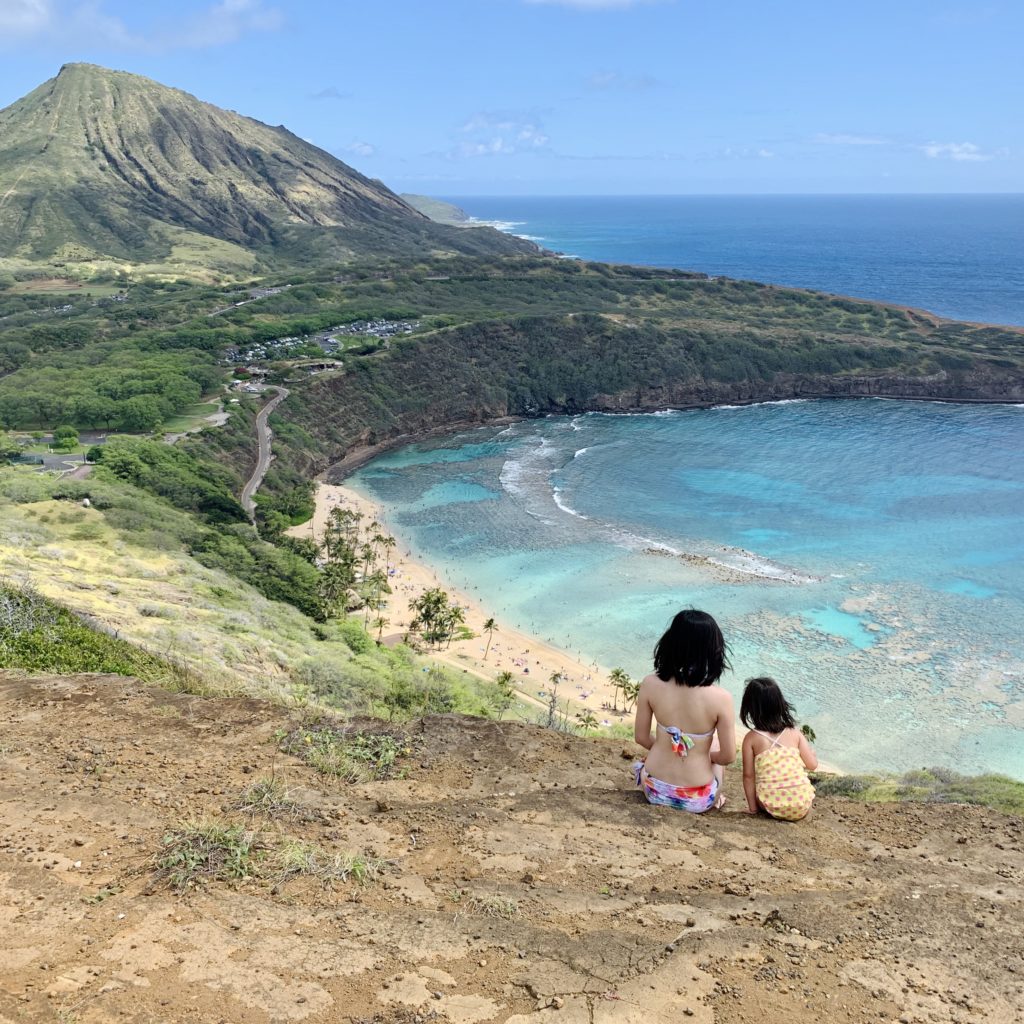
[{"left": 740, "top": 676, "right": 817, "bottom": 821}]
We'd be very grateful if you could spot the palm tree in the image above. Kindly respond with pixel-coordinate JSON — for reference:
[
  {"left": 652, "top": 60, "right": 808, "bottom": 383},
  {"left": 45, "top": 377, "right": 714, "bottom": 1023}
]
[
  {"left": 374, "top": 614, "right": 388, "bottom": 643},
  {"left": 381, "top": 535, "right": 397, "bottom": 574},
  {"left": 622, "top": 675, "right": 640, "bottom": 713},
  {"left": 543, "top": 671, "right": 564, "bottom": 729},
  {"left": 575, "top": 709, "right": 599, "bottom": 734},
  {"left": 492, "top": 670, "right": 516, "bottom": 721},
  {"left": 443, "top": 604, "right": 467, "bottom": 648},
  {"left": 608, "top": 667, "right": 630, "bottom": 713},
  {"left": 482, "top": 617, "right": 497, "bottom": 660}
]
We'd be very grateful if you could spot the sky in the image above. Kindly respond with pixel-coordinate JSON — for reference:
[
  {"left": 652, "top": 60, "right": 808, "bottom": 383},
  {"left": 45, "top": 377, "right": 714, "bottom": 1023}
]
[{"left": 0, "top": 0, "right": 1021, "bottom": 196}]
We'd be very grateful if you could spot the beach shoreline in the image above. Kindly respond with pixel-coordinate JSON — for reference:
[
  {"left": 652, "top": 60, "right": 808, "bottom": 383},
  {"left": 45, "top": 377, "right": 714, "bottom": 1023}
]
[{"left": 290, "top": 481, "right": 632, "bottom": 728}]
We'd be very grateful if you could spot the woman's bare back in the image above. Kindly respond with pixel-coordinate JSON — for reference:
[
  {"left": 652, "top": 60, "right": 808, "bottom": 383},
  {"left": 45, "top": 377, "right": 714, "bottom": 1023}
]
[{"left": 635, "top": 674, "right": 736, "bottom": 787}]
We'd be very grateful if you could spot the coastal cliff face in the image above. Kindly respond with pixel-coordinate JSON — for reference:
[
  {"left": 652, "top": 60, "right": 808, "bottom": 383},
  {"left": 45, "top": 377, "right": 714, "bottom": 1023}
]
[
  {"left": 3, "top": 673, "right": 1023, "bottom": 1024},
  {"left": 257, "top": 299, "right": 1024, "bottom": 483},
  {"left": 309, "top": 368, "right": 1024, "bottom": 480},
  {"left": 593, "top": 368, "right": 1024, "bottom": 411}
]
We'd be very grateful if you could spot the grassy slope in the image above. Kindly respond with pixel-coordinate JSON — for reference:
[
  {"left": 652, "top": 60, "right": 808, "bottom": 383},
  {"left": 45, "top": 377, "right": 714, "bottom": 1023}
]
[{"left": 0, "top": 467, "right": 499, "bottom": 720}]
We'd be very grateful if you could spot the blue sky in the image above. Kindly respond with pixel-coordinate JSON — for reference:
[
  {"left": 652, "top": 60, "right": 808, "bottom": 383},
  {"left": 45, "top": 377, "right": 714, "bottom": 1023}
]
[{"left": 0, "top": 0, "right": 1021, "bottom": 195}]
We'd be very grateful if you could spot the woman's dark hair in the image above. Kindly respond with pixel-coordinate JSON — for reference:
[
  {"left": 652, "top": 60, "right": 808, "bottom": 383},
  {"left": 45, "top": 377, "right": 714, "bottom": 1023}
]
[
  {"left": 740, "top": 677, "right": 797, "bottom": 733},
  {"left": 653, "top": 609, "right": 729, "bottom": 686}
]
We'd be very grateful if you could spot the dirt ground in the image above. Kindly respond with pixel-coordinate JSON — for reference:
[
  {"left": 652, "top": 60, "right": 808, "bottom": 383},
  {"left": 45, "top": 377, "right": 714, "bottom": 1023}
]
[{"left": 1, "top": 672, "right": 1022, "bottom": 1024}]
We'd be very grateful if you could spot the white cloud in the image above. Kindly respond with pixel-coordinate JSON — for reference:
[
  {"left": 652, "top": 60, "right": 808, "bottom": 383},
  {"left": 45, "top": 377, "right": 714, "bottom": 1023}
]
[
  {"left": 0, "top": 0, "right": 52, "bottom": 34},
  {"left": 0, "top": 0, "right": 283, "bottom": 49},
  {"left": 586, "top": 69, "right": 661, "bottom": 91},
  {"left": 343, "top": 141, "right": 375, "bottom": 158},
  {"left": 525, "top": 0, "right": 661, "bottom": 9},
  {"left": 454, "top": 112, "right": 550, "bottom": 158},
  {"left": 920, "top": 141, "right": 994, "bottom": 162},
  {"left": 815, "top": 132, "right": 886, "bottom": 146}
]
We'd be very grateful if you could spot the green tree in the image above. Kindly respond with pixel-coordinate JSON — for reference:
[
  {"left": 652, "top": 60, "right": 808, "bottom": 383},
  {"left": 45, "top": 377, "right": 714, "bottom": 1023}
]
[
  {"left": 608, "top": 667, "right": 630, "bottom": 713},
  {"left": 491, "top": 670, "right": 516, "bottom": 721},
  {"left": 53, "top": 424, "right": 80, "bottom": 450},
  {"left": 0, "top": 432, "right": 20, "bottom": 462},
  {"left": 482, "top": 617, "right": 497, "bottom": 661},
  {"left": 319, "top": 561, "right": 357, "bottom": 618},
  {"left": 408, "top": 587, "right": 455, "bottom": 648},
  {"left": 543, "top": 671, "right": 565, "bottom": 729},
  {"left": 622, "top": 674, "right": 641, "bottom": 713}
]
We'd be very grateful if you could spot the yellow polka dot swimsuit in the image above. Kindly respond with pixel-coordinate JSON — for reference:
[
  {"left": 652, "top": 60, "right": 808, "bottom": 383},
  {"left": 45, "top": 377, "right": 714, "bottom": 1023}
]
[{"left": 753, "top": 730, "right": 815, "bottom": 821}]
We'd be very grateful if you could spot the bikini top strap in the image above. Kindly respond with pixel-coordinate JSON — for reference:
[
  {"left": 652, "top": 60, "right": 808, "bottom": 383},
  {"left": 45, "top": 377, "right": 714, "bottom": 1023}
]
[{"left": 754, "top": 729, "right": 784, "bottom": 748}]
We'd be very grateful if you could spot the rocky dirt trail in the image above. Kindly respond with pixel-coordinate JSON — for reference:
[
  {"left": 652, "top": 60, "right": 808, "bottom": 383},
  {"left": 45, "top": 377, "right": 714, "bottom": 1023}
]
[{"left": 1, "top": 673, "right": 1022, "bottom": 1024}]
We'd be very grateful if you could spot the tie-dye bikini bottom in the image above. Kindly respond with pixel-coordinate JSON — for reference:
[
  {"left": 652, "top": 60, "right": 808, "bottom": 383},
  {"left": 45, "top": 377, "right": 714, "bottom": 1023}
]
[{"left": 632, "top": 761, "right": 719, "bottom": 814}]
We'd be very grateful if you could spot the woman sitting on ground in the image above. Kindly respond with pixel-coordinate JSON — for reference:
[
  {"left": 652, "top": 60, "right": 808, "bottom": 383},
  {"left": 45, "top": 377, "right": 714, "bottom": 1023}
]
[{"left": 632, "top": 609, "right": 736, "bottom": 812}]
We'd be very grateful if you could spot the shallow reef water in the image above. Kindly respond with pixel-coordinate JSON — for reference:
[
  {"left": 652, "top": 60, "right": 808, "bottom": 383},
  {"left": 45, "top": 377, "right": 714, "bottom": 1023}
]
[{"left": 351, "top": 399, "right": 1024, "bottom": 778}]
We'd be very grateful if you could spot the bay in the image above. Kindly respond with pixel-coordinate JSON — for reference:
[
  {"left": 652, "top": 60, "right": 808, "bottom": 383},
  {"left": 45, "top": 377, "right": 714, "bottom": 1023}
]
[{"left": 351, "top": 399, "right": 1024, "bottom": 778}]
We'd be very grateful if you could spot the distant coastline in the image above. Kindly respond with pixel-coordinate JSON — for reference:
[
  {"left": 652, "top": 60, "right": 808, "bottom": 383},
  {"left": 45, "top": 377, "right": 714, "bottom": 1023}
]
[{"left": 443, "top": 194, "right": 1024, "bottom": 326}]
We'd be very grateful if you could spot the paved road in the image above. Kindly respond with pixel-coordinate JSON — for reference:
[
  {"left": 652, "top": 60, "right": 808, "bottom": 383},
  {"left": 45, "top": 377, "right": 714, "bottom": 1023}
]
[{"left": 240, "top": 386, "right": 289, "bottom": 519}]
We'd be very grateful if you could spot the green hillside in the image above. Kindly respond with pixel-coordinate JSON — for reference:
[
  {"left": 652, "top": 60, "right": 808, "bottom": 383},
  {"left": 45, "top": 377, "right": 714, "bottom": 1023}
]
[
  {"left": 0, "top": 64, "right": 534, "bottom": 277},
  {"left": 400, "top": 194, "right": 472, "bottom": 225}
]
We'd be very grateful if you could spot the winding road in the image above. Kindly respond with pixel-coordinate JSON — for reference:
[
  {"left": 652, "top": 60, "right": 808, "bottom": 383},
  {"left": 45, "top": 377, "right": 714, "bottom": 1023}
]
[{"left": 240, "top": 386, "right": 289, "bottom": 519}]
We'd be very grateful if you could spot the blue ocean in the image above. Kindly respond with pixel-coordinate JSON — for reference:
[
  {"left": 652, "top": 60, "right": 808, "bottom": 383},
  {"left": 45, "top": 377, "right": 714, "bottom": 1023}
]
[
  {"left": 351, "top": 400, "right": 1024, "bottom": 778},
  {"left": 449, "top": 195, "right": 1024, "bottom": 326}
]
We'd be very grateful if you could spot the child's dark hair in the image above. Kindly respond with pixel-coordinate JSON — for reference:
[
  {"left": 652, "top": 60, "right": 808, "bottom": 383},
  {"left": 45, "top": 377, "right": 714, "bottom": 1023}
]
[
  {"left": 740, "top": 677, "right": 797, "bottom": 733},
  {"left": 653, "top": 609, "right": 729, "bottom": 687}
]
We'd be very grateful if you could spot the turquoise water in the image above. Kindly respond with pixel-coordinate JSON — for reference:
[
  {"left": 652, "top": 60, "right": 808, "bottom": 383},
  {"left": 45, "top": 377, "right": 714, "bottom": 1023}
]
[
  {"left": 350, "top": 399, "right": 1024, "bottom": 778},
  {"left": 450, "top": 195, "right": 1024, "bottom": 326}
]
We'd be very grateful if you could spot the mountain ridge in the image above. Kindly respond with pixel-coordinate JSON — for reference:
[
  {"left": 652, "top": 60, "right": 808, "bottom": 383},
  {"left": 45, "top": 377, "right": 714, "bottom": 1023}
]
[{"left": 0, "top": 63, "right": 535, "bottom": 274}]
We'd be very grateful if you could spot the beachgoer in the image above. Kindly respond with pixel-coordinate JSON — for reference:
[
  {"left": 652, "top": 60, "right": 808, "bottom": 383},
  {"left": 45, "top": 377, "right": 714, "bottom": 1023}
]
[
  {"left": 739, "top": 676, "right": 817, "bottom": 820},
  {"left": 632, "top": 609, "right": 736, "bottom": 813}
]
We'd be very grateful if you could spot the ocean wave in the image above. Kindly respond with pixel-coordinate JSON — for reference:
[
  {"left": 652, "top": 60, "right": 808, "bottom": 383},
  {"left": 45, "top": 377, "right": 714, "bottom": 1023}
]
[
  {"left": 499, "top": 437, "right": 568, "bottom": 508},
  {"left": 551, "top": 487, "right": 589, "bottom": 520},
  {"left": 467, "top": 217, "right": 525, "bottom": 231},
  {"left": 706, "top": 548, "right": 820, "bottom": 585},
  {"left": 573, "top": 446, "right": 590, "bottom": 459},
  {"left": 713, "top": 398, "right": 811, "bottom": 412}
]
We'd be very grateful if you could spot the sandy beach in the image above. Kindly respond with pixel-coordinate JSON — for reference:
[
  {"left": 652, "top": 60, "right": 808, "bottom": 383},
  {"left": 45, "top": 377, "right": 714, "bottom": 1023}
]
[{"left": 289, "top": 482, "right": 631, "bottom": 728}]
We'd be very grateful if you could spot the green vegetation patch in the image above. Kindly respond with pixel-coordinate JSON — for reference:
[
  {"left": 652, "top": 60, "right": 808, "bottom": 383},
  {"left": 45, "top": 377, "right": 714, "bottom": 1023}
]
[
  {"left": 281, "top": 725, "right": 410, "bottom": 782},
  {"left": 155, "top": 821, "right": 264, "bottom": 893},
  {"left": 153, "top": 818, "right": 383, "bottom": 894},
  {"left": 272, "top": 840, "right": 385, "bottom": 888},
  {"left": 813, "top": 767, "right": 1024, "bottom": 816},
  {"left": 233, "top": 776, "right": 306, "bottom": 819},
  {"left": 0, "top": 582, "right": 192, "bottom": 684}
]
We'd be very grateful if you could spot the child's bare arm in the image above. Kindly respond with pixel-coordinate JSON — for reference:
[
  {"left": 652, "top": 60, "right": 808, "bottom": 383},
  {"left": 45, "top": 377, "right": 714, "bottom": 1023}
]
[
  {"left": 711, "top": 691, "right": 737, "bottom": 765},
  {"left": 633, "top": 679, "right": 655, "bottom": 750},
  {"left": 741, "top": 733, "right": 759, "bottom": 812},
  {"left": 797, "top": 730, "right": 818, "bottom": 771}
]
